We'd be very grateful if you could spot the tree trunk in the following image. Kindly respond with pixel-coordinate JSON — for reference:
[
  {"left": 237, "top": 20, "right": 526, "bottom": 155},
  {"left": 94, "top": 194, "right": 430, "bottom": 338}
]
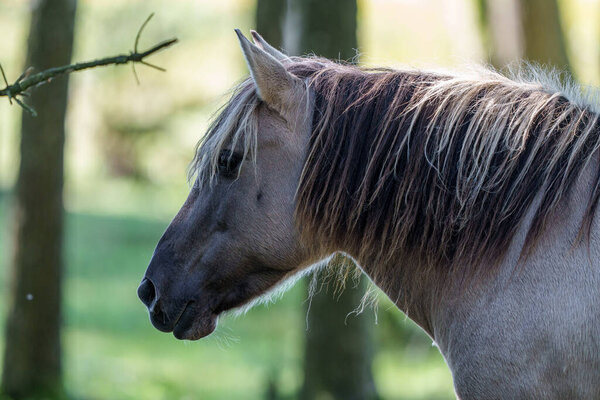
[
  {"left": 476, "top": 0, "right": 524, "bottom": 68},
  {"left": 477, "top": 0, "right": 570, "bottom": 71},
  {"left": 283, "top": 2, "right": 378, "bottom": 398},
  {"left": 301, "top": 259, "right": 377, "bottom": 400},
  {"left": 2, "top": 0, "right": 76, "bottom": 398},
  {"left": 520, "top": 0, "right": 570, "bottom": 71},
  {"left": 256, "top": 0, "right": 286, "bottom": 51}
]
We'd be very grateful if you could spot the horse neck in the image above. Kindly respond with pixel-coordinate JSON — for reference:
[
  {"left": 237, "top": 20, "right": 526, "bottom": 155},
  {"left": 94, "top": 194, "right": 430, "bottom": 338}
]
[
  {"left": 299, "top": 67, "right": 600, "bottom": 337},
  {"left": 345, "top": 249, "right": 442, "bottom": 337},
  {"left": 356, "top": 136, "right": 600, "bottom": 343}
]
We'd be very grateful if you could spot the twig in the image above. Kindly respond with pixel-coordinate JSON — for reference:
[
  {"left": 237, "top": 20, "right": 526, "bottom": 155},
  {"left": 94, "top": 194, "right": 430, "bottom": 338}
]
[
  {"left": 0, "top": 13, "right": 178, "bottom": 115},
  {"left": 13, "top": 96, "right": 36, "bottom": 117},
  {"left": 135, "top": 13, "right": 154, "bottom": 54},
  {"left": 132, "top": 12, "right": 155, "bottom": 85},
  {"left": 0, "top": 63, "right": 12, "bottom": 104}
]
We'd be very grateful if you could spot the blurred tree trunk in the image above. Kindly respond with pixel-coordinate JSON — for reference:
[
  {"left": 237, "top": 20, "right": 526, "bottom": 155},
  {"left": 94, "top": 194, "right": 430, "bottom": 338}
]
[
  {"left": 284, "top": 0, "right": 358, "bottom": 61},
  {"left": 300, "top": 257, "right": 377, "bottom": 400},
  {"left": 476, "top": 0, "right": 570, "bottom": 71},
  {"left": 519, "top": 0, "right": 570, "bottom": 71},
  {"left": 284, "top": 2, "right": 378, "bottom": 399},
  {"left": 2, "top": 0, "right": 76, "bottom": 398},
  {"left": 255, "top": 0, "right": 286, "bottom": 50},
  {"left": 475, "top": 0, "right": 523, "bottom": 68}
]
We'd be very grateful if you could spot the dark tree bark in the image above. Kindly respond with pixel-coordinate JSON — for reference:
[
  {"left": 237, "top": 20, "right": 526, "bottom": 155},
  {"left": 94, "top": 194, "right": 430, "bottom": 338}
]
[
  {"left": 283, "top": 2, "right": 378, "bottom": 398},
  {"left": 476, "top": 0, "right": 570, "bottom": 71},
  {"left": 255, "top": 0, "right": 286, "bottom": 51},
  {"left": 519, "top": 0, "right": 570, "bottom": 71},
  {"left": 2, "top": 0, "right": 76, "bottom": 398},
  {"left": 301, "top": 259, "right": 377, "bottom": 400},
  {"left": 286, "top": 0, "right": 358, "bottom": 62}
]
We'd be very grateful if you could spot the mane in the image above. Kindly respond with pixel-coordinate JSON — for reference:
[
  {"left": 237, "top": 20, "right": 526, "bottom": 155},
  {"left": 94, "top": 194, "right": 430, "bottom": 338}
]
[
  {"left": 295, "top": 61, "right": 600, "bottom": 277},
  {"left": 191, "top": 58, "right": 600, "bottom": 281},
  {"left": 189, "top": 78, "right": 260, "bottom": 188}
]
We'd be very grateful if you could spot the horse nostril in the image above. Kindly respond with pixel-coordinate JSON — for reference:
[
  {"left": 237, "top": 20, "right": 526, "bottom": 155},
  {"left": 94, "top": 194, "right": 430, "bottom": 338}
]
[{"left": 137, "top": 278, "right": 156, "bottom": 307}]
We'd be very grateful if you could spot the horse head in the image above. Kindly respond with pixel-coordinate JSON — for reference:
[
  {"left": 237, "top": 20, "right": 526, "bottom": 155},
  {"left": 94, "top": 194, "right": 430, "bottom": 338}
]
[{"left": 138, "top": 31, "right": 317, "bottom": 340}]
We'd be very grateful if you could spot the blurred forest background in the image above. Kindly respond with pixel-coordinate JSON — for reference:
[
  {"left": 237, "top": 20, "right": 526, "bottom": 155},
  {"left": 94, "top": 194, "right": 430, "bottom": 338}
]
[{"left": 0, "top": 0, "right": 599, "bottom": 399}]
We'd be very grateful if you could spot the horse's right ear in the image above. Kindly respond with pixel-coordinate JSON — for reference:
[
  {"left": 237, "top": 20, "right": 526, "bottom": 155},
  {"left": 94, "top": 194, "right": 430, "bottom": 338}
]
[{"left": 235, "top": 29, "right": 304, "bottom": 118}]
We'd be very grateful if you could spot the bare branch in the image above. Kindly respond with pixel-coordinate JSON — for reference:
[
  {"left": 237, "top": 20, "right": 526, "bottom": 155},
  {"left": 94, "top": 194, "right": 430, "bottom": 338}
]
[
  {"left": 0, "top": 14, "right": 178, "bottom": 115},
  {"left": 132, "top": 63, "right": 141, "bottom": 85},
  {"left": 135, "top": 13, "right": 154, "bottom": 54},
  {"left": 13, "top": 96, "right": 37, "bottom": 117},
  {"left": 0, "top": 63, "right": 12, "bottom": 104},
  {"left": 140, "top": 60, "right": 166, "bottom": 72}
]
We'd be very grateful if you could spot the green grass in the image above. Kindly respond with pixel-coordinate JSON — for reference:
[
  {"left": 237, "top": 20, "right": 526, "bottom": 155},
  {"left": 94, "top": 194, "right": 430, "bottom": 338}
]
[
  {"left": 0, "top": 191, "right": 454, "bottom": 399},
  {"left": 62, "top": 210, "right": 306, "bottom": 400}
]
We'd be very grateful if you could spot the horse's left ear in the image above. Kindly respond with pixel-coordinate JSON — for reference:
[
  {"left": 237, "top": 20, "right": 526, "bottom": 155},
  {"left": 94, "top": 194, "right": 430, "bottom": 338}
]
[
  {"left": 250, "top": 30, "right": 290, "bottom": 63},
  {"left": 235, "top": 29, "right": 304, "bottom": 118}
]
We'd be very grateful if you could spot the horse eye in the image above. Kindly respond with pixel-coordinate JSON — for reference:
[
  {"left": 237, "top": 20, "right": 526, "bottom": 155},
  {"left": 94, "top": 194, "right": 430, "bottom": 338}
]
[{"left": 217, "top": 150, "right": 242, "bottom": 178}]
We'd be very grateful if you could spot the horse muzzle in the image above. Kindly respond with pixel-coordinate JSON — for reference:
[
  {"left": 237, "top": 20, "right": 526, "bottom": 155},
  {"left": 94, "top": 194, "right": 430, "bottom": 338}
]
[{"left": 138, "top": 277, "right": 217, "bottom": 340}]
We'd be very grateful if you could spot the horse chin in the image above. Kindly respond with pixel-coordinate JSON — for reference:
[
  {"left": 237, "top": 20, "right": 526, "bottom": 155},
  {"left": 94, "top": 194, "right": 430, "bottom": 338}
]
[
  {"left": 171, "top": 278, "right": 280, "bottom": 340},
  {"left": 172, "top": 303, "right": 218, "bottom": 341}
]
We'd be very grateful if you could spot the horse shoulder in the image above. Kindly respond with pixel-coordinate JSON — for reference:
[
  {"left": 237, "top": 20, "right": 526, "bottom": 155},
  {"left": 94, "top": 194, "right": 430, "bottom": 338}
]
[{"left": 435, "top": 159, "right": 600, "bottom": 399}]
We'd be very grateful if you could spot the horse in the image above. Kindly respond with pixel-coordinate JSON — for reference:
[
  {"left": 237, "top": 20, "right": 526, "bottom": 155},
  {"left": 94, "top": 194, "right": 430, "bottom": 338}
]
[{"left": 138, "top": 30, "right": 600, "bottom": 399}]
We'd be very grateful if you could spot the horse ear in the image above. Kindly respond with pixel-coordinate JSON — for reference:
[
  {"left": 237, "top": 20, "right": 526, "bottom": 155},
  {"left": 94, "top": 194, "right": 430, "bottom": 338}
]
[
  {"left": 249, "top": 30, "right": 290, "bottom": 63},
  {"left": 235, "top": 29, "right": 304, "bottom": 117}
]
